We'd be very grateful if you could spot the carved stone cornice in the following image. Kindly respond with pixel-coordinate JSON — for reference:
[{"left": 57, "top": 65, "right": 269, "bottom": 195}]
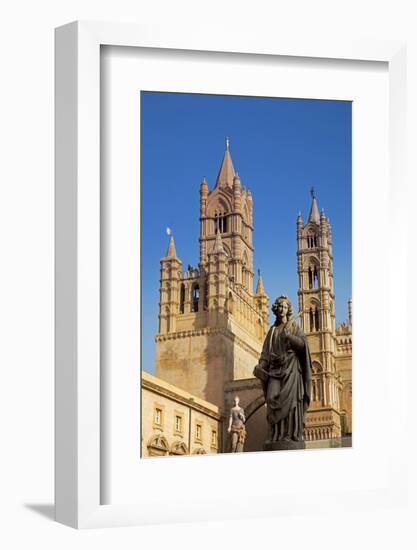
[{"left": 142, "top": 377, "right": 221, "bottom": 421}]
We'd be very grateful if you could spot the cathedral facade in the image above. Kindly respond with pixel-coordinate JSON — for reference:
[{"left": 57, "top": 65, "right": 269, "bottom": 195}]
[{"left": 145, "top": 140, "right": 352, "bottom": 454}]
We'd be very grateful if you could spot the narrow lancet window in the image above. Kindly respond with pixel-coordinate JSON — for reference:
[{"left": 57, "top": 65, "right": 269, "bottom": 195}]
[
  {"left": 314, "top": 308, "right": 320, "bottom": 331},
  {"left": 313, "top": 266, "right": 319, "bottom": 288},
  {"left": 308, "top": 268, "right": 313, "bottom": 289},
  {"left": 191, "top": 284, "right": 199, "bottom": 312},
  {"left": 179, "top": 283, "right": 185, "bottom": 314}
]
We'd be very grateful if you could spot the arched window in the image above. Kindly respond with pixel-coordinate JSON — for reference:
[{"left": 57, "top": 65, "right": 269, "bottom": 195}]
[
  {"left": 307, "top": 233, "right": 316, "bottom": 248},
  {"left": 308, "top": 305, "right": 320, "bottom": 332},
  {"left": 179, "top": 283, "right": 185, "bottom": 314},
  {"left": 314, "top": 308, "right": 320, "bottom": 331},
  {"left": 306, "top": 231, "right": 319, "bottom": 249},
  {"left": 318, "top": 378, "right": 323, "bottom": 401},
  {"left": 313, "top": 266, "right": 319, "bottom": 288},
  {"left": 191, "top": 284, "right": 199, "bottom": 312},
  {"left": 214, "top": 211, "right": 228, "bottom": 233}
]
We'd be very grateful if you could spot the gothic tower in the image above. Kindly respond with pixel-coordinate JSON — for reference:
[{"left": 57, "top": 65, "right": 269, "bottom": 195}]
[
  {"left": 297, "top": 190, "right": 342, "bottom": 441},
  {"left": 199, "top": 137, "right": 254, "bottom": 293},
  {"left": 155, "top": 139, "right": 269, "bottom": 411},
  {"left": 158, "top": 235, "right": 182, "bottom": 335}
]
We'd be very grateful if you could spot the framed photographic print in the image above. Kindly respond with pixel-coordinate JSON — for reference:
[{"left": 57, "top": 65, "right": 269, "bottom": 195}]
[{"left": 55, "top": 21, "right": 407, "bottom": 528}]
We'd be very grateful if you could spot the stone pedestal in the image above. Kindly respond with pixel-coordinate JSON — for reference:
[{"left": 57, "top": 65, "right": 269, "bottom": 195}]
[
  {"left": 263, "top": 440, "right": 305, "bottom": 452},
  {"left": 304, "top": 435, "right": 352, "bottom": 450}
]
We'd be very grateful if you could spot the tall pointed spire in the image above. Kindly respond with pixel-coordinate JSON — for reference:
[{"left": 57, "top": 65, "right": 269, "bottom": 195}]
[
  {"left": 308, "top": 187, "right": 320, "bottom": 224},
  {"left": 215, "top": 137, "right": 236, "bottom": 188},
  {"left": 165, "top": 235, "right": 178, "bottom": 258},
  {"left": 256, "top": 269, "right": 266, "bottom": 296}
]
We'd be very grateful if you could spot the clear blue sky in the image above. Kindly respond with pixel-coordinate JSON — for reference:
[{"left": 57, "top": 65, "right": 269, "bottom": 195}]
[{"left": 141, "top": 92, "right": 352, "bottom": 373}]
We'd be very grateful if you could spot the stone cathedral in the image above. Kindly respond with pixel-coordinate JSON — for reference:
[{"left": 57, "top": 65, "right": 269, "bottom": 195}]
[{"left": 144, "top": 140, "right": 352, "bottom": 456}]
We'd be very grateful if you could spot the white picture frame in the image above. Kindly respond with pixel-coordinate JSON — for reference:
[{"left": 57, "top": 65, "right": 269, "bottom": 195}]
[{"left": 55, "top": 21, "right": 407, "bottom": 529}]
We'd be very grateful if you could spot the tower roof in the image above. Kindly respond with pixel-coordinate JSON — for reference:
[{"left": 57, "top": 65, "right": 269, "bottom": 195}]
[
  {"left": 256, "top": 270, "right": 266, "bottom": 296},
  {"left": 308, "top": 190, "right": 320, "bottom": 224},
  {"left": 215, "top": 137, "right": 236, "bottom": 188},
  {"left": 165, "top": 235, "right": 178, "bottom": 259}
]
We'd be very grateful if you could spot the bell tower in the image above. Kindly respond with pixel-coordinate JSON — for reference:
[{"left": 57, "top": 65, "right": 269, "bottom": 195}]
[
  {"left": 297, "top": 189, "right": 342, "bottom": 441},
  {"left": 155, "top": 139, "right": 269, "bottom": 411},
  {"left": 199, "top": 138, "right": 254, "bottom": 293}
]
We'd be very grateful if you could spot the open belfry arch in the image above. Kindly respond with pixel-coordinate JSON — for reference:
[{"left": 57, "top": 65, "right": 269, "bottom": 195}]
[{"left": 155, "top": 139, "right": 270, "bottom": 411}]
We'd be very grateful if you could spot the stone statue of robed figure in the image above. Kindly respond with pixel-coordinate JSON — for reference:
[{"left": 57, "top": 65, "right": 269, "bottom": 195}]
[{"left": 254, "top": 295, "right": 312, "bottom": 451}]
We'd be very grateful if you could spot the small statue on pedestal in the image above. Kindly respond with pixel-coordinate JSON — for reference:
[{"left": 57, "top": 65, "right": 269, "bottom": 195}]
[{"left": 228, "top": 396, "right": 246, "bottom": 452}]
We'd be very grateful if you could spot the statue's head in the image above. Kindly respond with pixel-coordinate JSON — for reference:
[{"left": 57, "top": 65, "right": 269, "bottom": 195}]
[
  {"left": 234, "top": 396, "right": 240, "bottom": 406},
  {"left": 272, "top": 295, "right": 293, "bottom": 322}
]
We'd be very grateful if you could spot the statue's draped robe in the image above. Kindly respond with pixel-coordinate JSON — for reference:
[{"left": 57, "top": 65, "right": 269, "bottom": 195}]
[{"left": 258, "top": 322, "right": 312, "bottom": 441}]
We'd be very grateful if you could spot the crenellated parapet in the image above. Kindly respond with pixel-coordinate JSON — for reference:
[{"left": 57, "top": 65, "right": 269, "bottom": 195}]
[{"left": 336, "top": 321, "right": 352, "bottom": 354}]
